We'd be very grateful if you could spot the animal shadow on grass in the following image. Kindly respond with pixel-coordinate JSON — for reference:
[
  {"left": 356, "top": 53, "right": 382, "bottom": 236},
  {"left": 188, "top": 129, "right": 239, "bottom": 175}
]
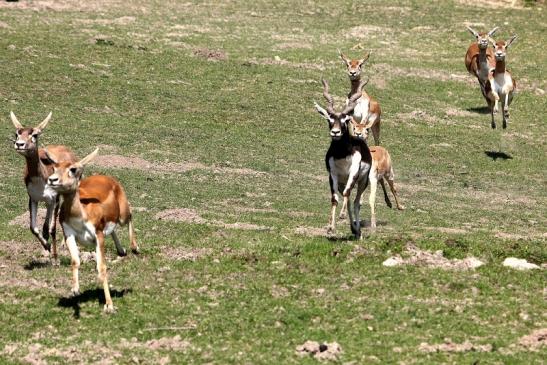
[
  {"left": 58, "top": 288, "right": 132, "bottom": 318},
  {"left": 485, "top": 151, "right": 513, "bottom": 160},
  {"left": 24, "top": 260, "right": 50, "bottom": 271},
  {"left": 467, "top": 106, "right": 490, "bottom": 114}
]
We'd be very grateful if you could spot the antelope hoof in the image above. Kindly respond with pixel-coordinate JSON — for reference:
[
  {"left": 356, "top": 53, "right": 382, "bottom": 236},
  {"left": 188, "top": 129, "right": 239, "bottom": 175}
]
[
  {"left": 491, "top": 121, "right": 496, "bottom": 129},
  {"left": 397, "top": 205, "right": 406, "bottom": 211},
  {"left": 103, "top": 304, "right": 116, "bottom": 314},
  {"left": 370, "top": 220, "right": 377, "bottom": 230},
  {"left": 71, "top": 288, "right": 80, "bottom": 297},
  {"left": 131, "top": 246, "right": 140, "bottom": 255},
  {"left": 386, "top": 200, "right": 393, "bottom": 209},
  {"left": 51, "top": 257, "right": 60, "bottom": 267},
  {"left": 117, "top": 248, "right": 127, "bottom": 257},
  {"left": 327, "top": 226, "right": 335, "bottom": 236},
  {"left": 338, "top": 211, "right": 347, "bottom": 220}
]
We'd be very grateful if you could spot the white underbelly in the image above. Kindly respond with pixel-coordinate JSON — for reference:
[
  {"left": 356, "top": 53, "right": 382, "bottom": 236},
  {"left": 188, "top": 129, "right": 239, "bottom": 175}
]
[{"left": 352, "top": 99, "right": 370, "bottom": 123}]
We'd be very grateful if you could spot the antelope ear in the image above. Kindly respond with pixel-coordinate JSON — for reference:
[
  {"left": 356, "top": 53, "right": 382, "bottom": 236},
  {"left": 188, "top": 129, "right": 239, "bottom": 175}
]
[
  {"left": 10, "top": 111, "right": 23, "bottom": 129},
  {"left": 42, "top": 148, "right": 58, "bottom": 165},
  {"left": 79, "top": 147, "right": 99, "bottom": 166},
  {"left": 314, "top": 102, "right": 330, "bottom": 120},
  {"left": 36, "top": 112, "right": 52, "bottom": 131},
  {"left": 506, "top": 34, "right": 517, "bottom": 47},
  {"left": 466, "top": 26, "right": 479, "bottom": 38}
]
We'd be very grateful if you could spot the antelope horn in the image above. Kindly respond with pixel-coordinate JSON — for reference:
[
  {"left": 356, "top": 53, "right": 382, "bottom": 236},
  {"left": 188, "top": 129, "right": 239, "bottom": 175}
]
[
  {"left": 36, "top": 112, "right": 52, "bottom": 130},
  {"left": 466, "top": 26, "right": 479, "bottom": 37},
  {"left": 360, "top": 51, "right": 371, "bottom": 64},
  {"left": 79, "top": 147, "right": 99, "bottom": 166},
  {"left": 321, "top": 78, "right": 336, "bottom": 115},
  {"left": 338, "top": 49, "right": 350, "bottom": 65},
  {"left": 10, "top": 111, "right": 23, "bottom": 129},
  {"left": 487, "top": 26, "right": 499, "bottom": 37},
  {"left": 506, "top": 34, "right": 518, "bottom": 47}
]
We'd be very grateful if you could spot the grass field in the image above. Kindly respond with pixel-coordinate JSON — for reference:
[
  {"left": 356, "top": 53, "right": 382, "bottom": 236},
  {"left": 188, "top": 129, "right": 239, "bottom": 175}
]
[{"left": 0, "top": 0, "right": 546, "bottom": 363}]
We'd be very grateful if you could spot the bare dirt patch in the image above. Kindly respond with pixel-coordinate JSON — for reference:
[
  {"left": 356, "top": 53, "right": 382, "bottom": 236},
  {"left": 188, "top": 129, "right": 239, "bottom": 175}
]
[
  {"left": 8, "top": 209, "right": 45, "bottom": 228},
  {"left": 246, "top": 57, "right": 326, "bottom": 71},
  {"left": 94, "top": 154, "right": 154, "bottom": 170},
  {"left": 445, "top": 107, "right": 476, "bottom": 118},
  {"left": 395, "top": 109, "right": 439, "bottom": 124},
  {"left": 382, "top": 243, "right": 484, "bottom": 270},
  {"left": 456, "top": 0, "right": 525, "bottom": 9},
  {"left": 0, "top": 0, "right": 150, "bottom": 13},
  {"left": 419, "top": 339, "right": 492, "bottom": 353},
  {"left": 296, "top": 340, "right": 342, "bottom": 361},
  {"left": 155, "top": 208, "right": 272, "bottom": 231},
  {"left": 344, "top": 25, "right": 388, "bottom": 39},
  {"left": 518, "top": 328, "right": 547, "bottom": 351},
  {"left": 294, "top": 226, "right": 328, "bottom": 238},
  {"left": 161, "top": 246, "right": 213, "bottom": 262},
  {"left": 120, "top": 335, "right": 191, "bottom": 351},
  {"left": 155, "top": 208, "right": 206, "bottom": 224},
  {"left": 193, "top": 47, "right": 227, "bottom": 61},
  {"left": 2, "top": 335, "right": 191, "bottom": 365},
  {"left": 422, "top": 226, "right": 469, "bottom": 234},
  {"left": 92, "top": 154, "right": 266, "bottom": 176}
]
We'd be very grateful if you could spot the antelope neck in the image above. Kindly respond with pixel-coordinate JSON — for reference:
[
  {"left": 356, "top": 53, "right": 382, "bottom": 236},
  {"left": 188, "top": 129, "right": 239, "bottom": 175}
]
[
  {"left": 24, "top": 150, "right": 49, "bottom": 183},
  {"left": 495, "top": 59, "right": 506, "bottom": 74},
  {"left": 350, "top": 79, "right": 362, "bottom": 95}
]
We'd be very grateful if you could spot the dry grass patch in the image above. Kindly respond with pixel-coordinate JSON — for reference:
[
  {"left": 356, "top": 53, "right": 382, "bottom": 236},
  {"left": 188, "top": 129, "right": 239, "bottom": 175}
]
[
  {"left": 2, "top": 335, "right": 192, "bottom": 365},
  {"left": 155, "top": 208, "right": 272, "bottom": 231},
  {"left": 419, "top": 339, "right": 493, "bottom": 353},
  {"left": 382, "top": 243, "right": 484, "bottom": 270},
  {"left": 93, "top": 154, "right": 266, "bottom": 176}
]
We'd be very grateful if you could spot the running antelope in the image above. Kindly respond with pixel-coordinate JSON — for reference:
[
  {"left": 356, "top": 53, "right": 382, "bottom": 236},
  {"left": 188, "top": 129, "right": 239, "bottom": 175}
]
[
  {"left": 351, "top": 121, "right": 405, "bottom": 228},
  {"left": 485, "top": 35, "right": 517, "bottom": 129},
  {"left": 339, "top": 50, "right": 381, "bottom": 145},
  {"left": 9, "top": 111, "right": 77, "bottom": 263},
  {"left": 464, "top": 26, "right": 499, "bottom": 97},
  {"left": 46, "top": 148, "right": 139, "bottom": 313},
  {"left": 313, "top": 79, "right": 372, "bottom": 239}
]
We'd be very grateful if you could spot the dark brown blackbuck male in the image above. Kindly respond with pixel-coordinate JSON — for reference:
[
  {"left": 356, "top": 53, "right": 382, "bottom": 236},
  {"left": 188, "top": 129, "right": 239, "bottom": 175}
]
[
  {"left": 9, "top": 111, "right": 77, "bottom": 264},
  {"left": 313, "top": 79, "right": 372, "bottom": 239},
  {"left": 465, "top": 26, "right": 499, "bottom": 97}
]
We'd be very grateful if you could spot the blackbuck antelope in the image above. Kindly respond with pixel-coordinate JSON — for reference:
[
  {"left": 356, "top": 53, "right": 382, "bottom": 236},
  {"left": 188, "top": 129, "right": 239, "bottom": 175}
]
[
  {"left": 314, "top": 79, "right": 372, "bottom": 239},
  {"left": 339, "top": 51, "right": 381, "bottom": 145},
  {"left": 46, "top": 148, "right": 139, "bottom": 313},
  {"left": 9, "top": 111, "right": 77, "bottom": 263},
  {"left": 351, "top": 121, "right": 405, "bottom": 228},
  {"left": 485, "top": 35, "right": 517, "bottom": 129},
  {"left": 464, "top": 26, "right": 499, "bottom": 96}
]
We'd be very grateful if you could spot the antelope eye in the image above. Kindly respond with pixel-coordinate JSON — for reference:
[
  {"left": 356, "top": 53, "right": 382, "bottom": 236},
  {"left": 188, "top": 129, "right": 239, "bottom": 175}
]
[{"left": 69, "top": 167, "right": 78, "bottom": 176}]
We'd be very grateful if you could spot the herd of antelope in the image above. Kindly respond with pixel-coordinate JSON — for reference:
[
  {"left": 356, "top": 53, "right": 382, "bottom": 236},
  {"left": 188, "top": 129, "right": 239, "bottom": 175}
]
[
  {"left": 8, "top": 26, "right": 517, "bottom": 312},
  {"left": 314, "top": 25, "right": 517, "bottom": 240}
]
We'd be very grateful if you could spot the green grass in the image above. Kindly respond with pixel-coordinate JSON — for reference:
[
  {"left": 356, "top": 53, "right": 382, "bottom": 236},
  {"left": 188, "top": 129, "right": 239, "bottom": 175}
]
[{"left": 0, "top": 0, "right": 545, "bottom": 363}]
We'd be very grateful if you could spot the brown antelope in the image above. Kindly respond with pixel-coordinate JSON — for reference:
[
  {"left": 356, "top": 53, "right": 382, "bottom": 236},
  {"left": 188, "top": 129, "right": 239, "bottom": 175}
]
[
  {"left": 339, "top": 50, "right": 381, "bottom": 145},
  {"left": 9, "top": 111, "right": 77, "bottom": 263},
  {"left": 485, "top": 35, "right": 517, "bottom": 129},
  {"left": 352, "top": 121, "right": 405, "bottom": 228},
  {"left": 46, "top": 148, "right": 139, "bottom": 313},
  {"left": 313, "top": 79, "right": 372, "bottom": 239},
  {"left": 464, "top": 26, "right": 499, "bottom": 96}
]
